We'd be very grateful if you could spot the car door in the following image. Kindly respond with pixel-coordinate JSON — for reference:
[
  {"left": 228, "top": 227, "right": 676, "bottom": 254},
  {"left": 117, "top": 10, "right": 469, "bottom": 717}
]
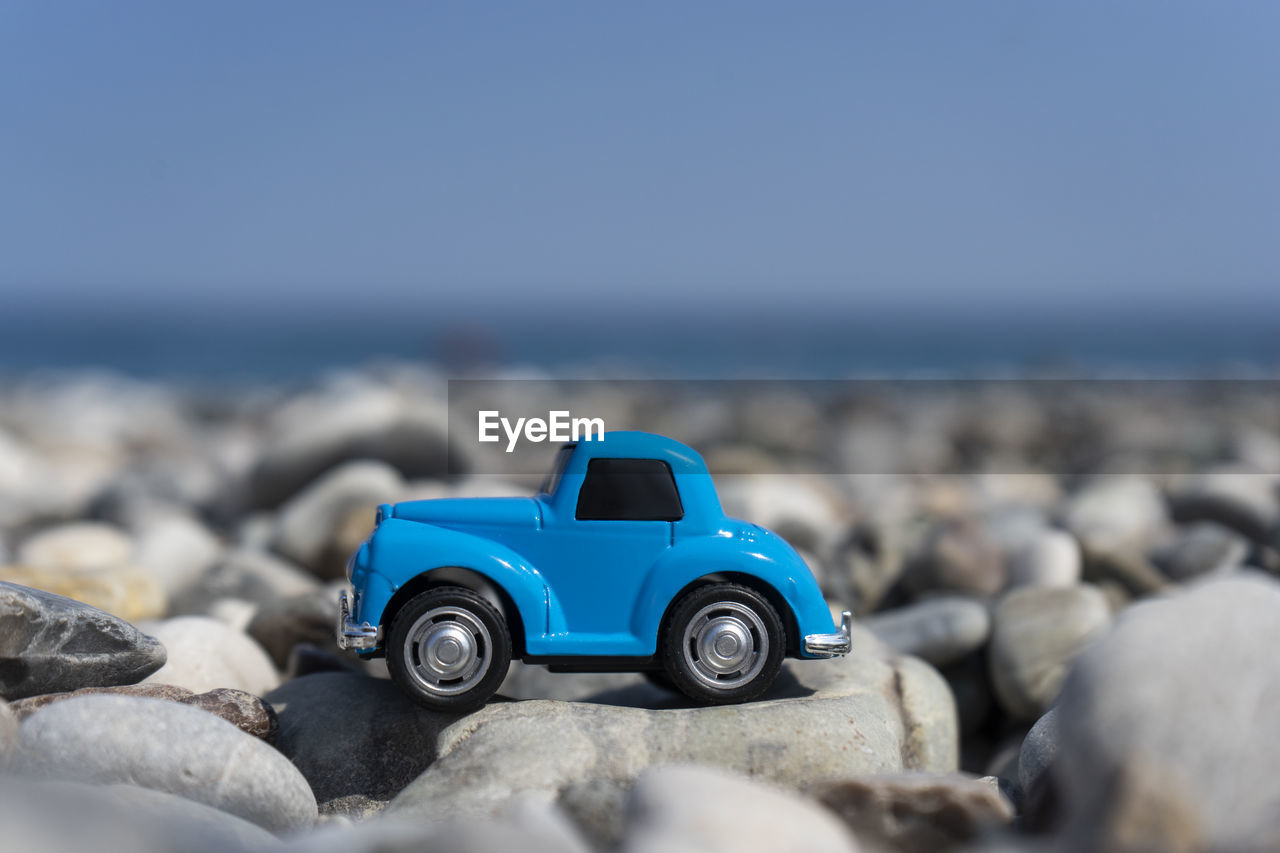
[{"left": 523, "top": 457, "right": 683, "bottom": 639}]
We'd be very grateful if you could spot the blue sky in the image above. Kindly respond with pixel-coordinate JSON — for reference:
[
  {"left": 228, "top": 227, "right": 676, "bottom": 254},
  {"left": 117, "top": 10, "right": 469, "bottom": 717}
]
[{"left": 2, "top": 1, "right": 1278, "bottom": 321}]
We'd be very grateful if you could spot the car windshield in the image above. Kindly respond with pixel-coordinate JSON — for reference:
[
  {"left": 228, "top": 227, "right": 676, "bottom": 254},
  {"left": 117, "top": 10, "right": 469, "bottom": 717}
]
[{"left": 538, "top": 444, "right": 575, "bottom": 496}]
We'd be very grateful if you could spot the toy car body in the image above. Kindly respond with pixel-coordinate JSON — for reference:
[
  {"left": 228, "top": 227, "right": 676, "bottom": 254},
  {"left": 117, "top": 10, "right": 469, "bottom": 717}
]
[{"left": 337, "top": 431, "right": 851, "bottom": 709}]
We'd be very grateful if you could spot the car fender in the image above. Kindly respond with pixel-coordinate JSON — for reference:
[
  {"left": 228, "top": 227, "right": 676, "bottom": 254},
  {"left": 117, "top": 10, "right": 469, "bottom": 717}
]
[
  {"left": 629, "top": 535, "right": 836, "bottom": 652},
  {"left": 360, "top": 517, "right": 568, "bottom": 639}
]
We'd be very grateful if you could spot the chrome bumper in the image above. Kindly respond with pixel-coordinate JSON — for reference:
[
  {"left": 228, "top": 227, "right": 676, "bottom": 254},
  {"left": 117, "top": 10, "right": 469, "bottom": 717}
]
[
  {"left": 803, "top": 611, "right": 853, "bottom": 657},
  {"left": 336, "top": 589, "right": 378, "bottom": 651}
]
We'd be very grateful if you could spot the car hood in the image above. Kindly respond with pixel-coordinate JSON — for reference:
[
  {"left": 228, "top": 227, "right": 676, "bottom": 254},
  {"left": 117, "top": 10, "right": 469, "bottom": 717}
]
[{"left": 391, "top": 497, "right": 541, "bottom": 529}]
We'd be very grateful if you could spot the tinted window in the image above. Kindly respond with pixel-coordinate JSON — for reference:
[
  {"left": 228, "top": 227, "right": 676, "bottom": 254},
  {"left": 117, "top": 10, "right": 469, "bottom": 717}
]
[{"left": 576, "top": 458, "right": 683, "bottom": 521}]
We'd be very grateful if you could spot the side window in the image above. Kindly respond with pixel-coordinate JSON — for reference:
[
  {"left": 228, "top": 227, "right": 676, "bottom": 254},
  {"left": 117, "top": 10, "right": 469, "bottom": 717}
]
[{"left": 576, "top": 458, "right": 684, "bottom": 521}]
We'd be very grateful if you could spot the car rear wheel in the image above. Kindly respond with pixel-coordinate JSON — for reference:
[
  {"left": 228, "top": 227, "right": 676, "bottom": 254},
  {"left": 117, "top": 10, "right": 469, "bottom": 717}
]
[
  {"left": 660, "top": 583, "right": 784, "bottom": 704},
  {"left": 387, "top": 586, "right": 512, "bottom": 712}
]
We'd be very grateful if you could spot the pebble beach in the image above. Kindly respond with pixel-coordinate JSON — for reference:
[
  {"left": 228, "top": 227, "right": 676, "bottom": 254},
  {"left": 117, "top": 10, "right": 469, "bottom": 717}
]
[{"left": 2, "top": 367, "right": 1279, "bottom": 851}]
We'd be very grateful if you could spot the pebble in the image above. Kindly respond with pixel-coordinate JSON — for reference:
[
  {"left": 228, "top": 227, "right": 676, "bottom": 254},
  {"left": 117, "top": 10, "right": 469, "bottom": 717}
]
[
  {"left": 270, "top": 460, "right": 403, "bottom": 578},
  {"left": 10, "top": 682, "right": 277, "bottom": 741},
  {"left": 248, "top": 585, "right": 344, "bottom": 667},
  {"left": 623, "top": 765, "right": 860, "bottom": 853},
  {"left": 1081, "top": 543, "right": 1170, "bottom": 597},
  {"left": 1006, "top": 528, "right": 1081, "bottom": 589},
  {"left": 1168, "top": 468, "right": 1280, "bottom": 543},
  {"left": 14, "top": 694, "right": 316, "bottom": 833},
  {"left": 862, "top": 596, "right": 991, "bottom": 666},
  {"left": 716, "top": 474, "right": 850, "bottom": 555},
  {"left": 0, "top": 696, "right": 16, "bottom": 764},
  {"left": 387, "top": 628, "right": 957, "bottom": 840},
  {"left": 267, "top": 672, "right": 464, "bottom": 815},
  {"left": 246, "top": 380, "right": 451, "bottom": 508},
  {"left": 277, "top": 808, "right": 590, "bottom": 853},
  {"left": 904, "top": 520, "right": 1006, "bottom": 599},
  {"left": 5, "top": 520, "right": 167, "bottom": 621},
  {"left": 140, "top": 616, "right": 279, "bottom": 695},
  {"left": 170, "top": 546, "right": 320, "bottom": 615},
  {"left": 1017, "top": 706, "right": 1059, "bottom": 798},
  {"left": 133, "top": 512, "right": 223, "bottom": 596},
  {"left": 829, "top": 522, "right": 907, "bottom": 615},
  {"left": 0, "top": 581, "right": 167, "bottom": 700},
  {"left": 1153, "top": 522, "right": 1250, "bottom": 581},
  {"left": 1055, "top": 573, "right": 1280, "bottom": 850},
  {"left": 988, "top": 584, "right": 1111, "bottom": 720},
  {"left": 0, "top": 778, "right": 279, "bottom": 853},
  {"left": 812, "top": 772, "right": 1014, "bottom": 853},
  {"left": 17, "top": 522, "right": 134, "bottom": 570},
  {"left": 1064, "top": 476, "right": 1167, "bottom": 553}
]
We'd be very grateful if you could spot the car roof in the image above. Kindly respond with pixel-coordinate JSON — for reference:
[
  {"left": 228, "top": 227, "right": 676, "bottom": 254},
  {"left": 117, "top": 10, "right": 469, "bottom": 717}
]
[{"left": 571, "top": 430, "right": 708, "bottom": 475}]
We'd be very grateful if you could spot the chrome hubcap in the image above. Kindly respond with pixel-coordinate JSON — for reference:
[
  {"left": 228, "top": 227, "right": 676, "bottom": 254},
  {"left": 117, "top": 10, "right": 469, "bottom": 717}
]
[
  {"left": 404, "top": 606, "right": 492, "bottom": 696},
  {"left": 682, "top": 601, "right": 768, "bottom": 690}
]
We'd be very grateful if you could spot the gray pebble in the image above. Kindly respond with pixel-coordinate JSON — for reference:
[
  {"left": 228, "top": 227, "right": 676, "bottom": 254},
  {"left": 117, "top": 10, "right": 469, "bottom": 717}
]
[
  {"left": 0, "top": 581, "right": 167, "bottom": 700},
  {"left": 0, "top": 697, "right": 16, "bottom": 765},
  {"left": 863, "top": 596, "right": 991, "bottom": 666},
  {"left": 15, "top": 694, "right": 316, "bottom": 832},
  {"left": 0, "top": 778, "right": 279, "bottom": 853},
  {"left": 1018, "top": 706, "right": 1059, "bottom": 797},
  {"left": 270, "top": 460, "right": 403, "bottom": 578},
  {"left": 812, "top": 772, "right": 1014, "bottom": 853},
  {"left": 267, "top": 672, "right": 462, "bottom": 814},
  {"left": 1056, "top": 573, "right": 1280, "bottom": 850},
  {"left": 388, "top": 629, "right": 957, "bottom": 839},
  {"left": 625, "top": 765, "right": 858, "bottom": 853},
  {"left": 988, "top": 585, "right": 1111, "bottom": 720},
  {"left": 1007, "top": 528, "right": 1081, "bottom": 589},
  {"left": 1154, "top": 522, "right": 1250, "bottom": 581}
]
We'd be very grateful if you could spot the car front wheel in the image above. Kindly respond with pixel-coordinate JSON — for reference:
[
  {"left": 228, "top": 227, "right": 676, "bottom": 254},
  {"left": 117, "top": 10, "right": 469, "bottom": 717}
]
[
  {"left": 387, "top": 586, "right": 512, "bottom": 712},
  {"left": 661, "top": 583, "right": 784, "bottom": 704}
]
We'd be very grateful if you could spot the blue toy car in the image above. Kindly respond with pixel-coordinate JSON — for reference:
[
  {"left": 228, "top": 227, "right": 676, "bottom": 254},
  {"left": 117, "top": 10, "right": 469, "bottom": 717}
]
[{"left": 337, "top": 431, "right": 851, "bottom": 710}]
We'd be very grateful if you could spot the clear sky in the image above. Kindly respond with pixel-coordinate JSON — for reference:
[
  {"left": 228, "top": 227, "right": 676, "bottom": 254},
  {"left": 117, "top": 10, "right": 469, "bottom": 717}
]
[{"left": 2, "top": 1, "right": 1278, "bottom": 322}]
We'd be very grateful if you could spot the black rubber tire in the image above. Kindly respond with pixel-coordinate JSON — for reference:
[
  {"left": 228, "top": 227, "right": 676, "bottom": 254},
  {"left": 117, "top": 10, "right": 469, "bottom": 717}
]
[
  {"left": 660, "top": 583, "right": 785, "bottom": 705},
  {"left": 386, "top": 586, "right": 512, "bottom": 713}
]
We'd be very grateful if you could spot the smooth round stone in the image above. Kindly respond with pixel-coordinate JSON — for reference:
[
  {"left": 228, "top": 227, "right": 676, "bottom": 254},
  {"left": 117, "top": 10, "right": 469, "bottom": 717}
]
[
  {"left": 15, "top": 694, "right": 316, "bottom": 833},
  {"left": 388, "top": 627, "right": 958, "bottom": 836},
  {"left": 248, "top": 585, "right": 344, "bottom": 667},
  {"left": 1056, "top": 574, "right": 1280, "bottom": 850},
  {"left": 988, "top": 585, "right": 1111, "bottom": 720},
  {"left": 905, "top": 520, "right": 1006, "bottom": 599},
  {"left": 246, "top": 381, "right": 452, "bottom": 509},
  {"left": 1065, "top": 477, "right": 1167, "bottom": 553},
  {"left": 170, "top": 547, "right": 320, "bottom": 615},
  {"left": 1168, "top": 468, "right": 1280, "bottom": 543},
  {"left": 624, "top": 765, "right": 858, "bottom": 853},
  {"left": 863, "top": 596, "right": 991, "bottom": 666},
  {"left": 7, "top": 521, "right": 165, "bottom": 621},
  {"left": 0, "top": 778, "right": 278, "bottom": 853},
  {"left": 1006, "top": 529, "right": 1081, "bottom": 589},
  {"left": 266, "top": 672, "right": 461, "bottom": 815},
  {"left": 0, "top": 582, "right": 167, "bottom": 700},
  {"left": 1153, "top": 522, "right": 1250, "bottom": 581},
  {"left": 10, "top": 683, "right": 277, "bottom": 742},
  {"left": 280, "top": 807, "right": 590, "bottom": 853},
  {"left": 0, "top": 698, "right": 16, "bottom": 765},
  {"left": 133, "top": 513, "right": 224, "bottom": 597},
  {"left": 17, "top": 522, "right": 134, "bottom": 571},
  {"left": 140, "top": 616, "right": 279, "bottom": 695},
  {"left": 270, "top": 460, "right": 403, "bottom": 578},
  {"left": 1018, "top": 707, "right": 1059, "bottom": 797},
  {"left": 715, "top": 474, "right": 850, "bottom": 555},
  {"left": 0, "top": 562, "right": 166, "bottom": 623},
  {"left": 812, "top": 772, "right": 1014, "bottom": 852}
]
